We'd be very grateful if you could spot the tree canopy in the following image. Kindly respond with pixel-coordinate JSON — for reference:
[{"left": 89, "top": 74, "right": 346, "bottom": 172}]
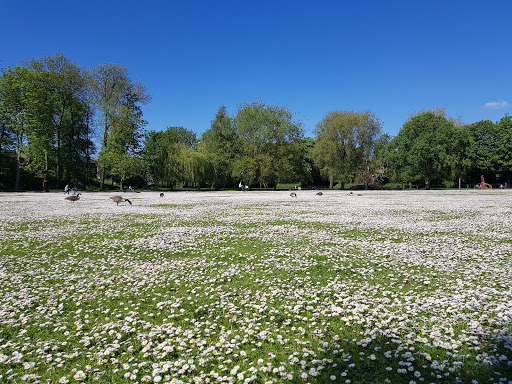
[{"left": 2, "top": 54, "right": 512, "bottom": 191}]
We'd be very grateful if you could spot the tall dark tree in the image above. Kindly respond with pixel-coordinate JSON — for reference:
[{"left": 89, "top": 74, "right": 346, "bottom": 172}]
[
  {"left": 92, "top": 63, "right": 149, "bottom": 190},
  {"left": 197, "top": 106, "right": 239, "bottom": 188},
  {"left": 98, "top": 91, "right": 147, "bottom": 191},
  {"left": 25, "top": 53, "right": 94, "bottom": 186},
  {"left": 0, "top": 67, "right": 33, "bottom": 190},
  {"left": 495, "top": 115, "right": 512, "bottom": 185},
  {"left": 465, "top": 120, "right": 498, "bottom": 185}
]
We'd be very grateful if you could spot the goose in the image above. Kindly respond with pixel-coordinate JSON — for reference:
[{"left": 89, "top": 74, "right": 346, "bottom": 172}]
[
  {"left": 290, "top": 192, "right": 297, "bottom": 198},
  {"left": 65, "top": 193, "right": 81, "bottom": 202},
  {"left": 316, "top": 191, "right": 323, "bottom": 196},
  {"left": 160, "top": 193, "right": 164, "bottom": 198},
  {"left": 110, "top": 196, "right": 132, "bottom": 205}
]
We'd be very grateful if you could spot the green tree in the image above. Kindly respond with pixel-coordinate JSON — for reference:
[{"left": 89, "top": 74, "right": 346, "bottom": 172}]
[
  {"left": 311, "top": 110, "right": 382, "bottom": 188},
  {"left": 25, "top": 53, "right": 94, "bottom": 186},
  {"left": 232, "top": 100, "right": 306, "bottom": 188},
  {"left": 495, "top": 115, "right": 512, "bottom": 185},
  {"left": 466, "top": 120, "right": 499, "bottom": 183},
  {"left": 0, "top": 67, "right": 33, "bottom": 190},
  {"left": 372, "top": 133, "right": 394, "bottom": 184},
  {"left": 98, "top": 91, "right": 147, "bottom": 191},
  {"left": 142, "top": 126, "right": 197, "bottom": 188},
  {"left": 197, "top": 106, "right": 239, "bottom": 189},
  {"left": 392, "top": 108, "right": 466, "bottom": 187},
  {"left": 92, "top": 63, "right": 149, "bottom": 190}
]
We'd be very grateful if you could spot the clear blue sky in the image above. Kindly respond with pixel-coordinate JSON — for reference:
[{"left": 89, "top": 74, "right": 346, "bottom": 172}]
[{"left": 1, "top": 0, "right": 511, "bottom": 138}]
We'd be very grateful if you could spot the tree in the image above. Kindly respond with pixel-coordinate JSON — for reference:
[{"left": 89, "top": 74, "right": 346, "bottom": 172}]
[
  {"left": 0, "top": 67, "right": 33, "bottom": 190},
  {"left": 495, "top": 115, "right": 512, "bottom": 185},
  {"left": 197, "top": 106, "right": 239, "bottom": 188},
  {"left": 311, "top": 110, "right": 382, "bottom": 188},
  {"left": 25, "top": 53, "right": 94, "bottom": 186},
  {"left": 142, "top": 126, "right": 197, "bottom": 188},
  {"left": 92, "top": 63, "right": 149, "bottom": 190},
  {"left": 392, "top": 108, "right": 466, "bottom": 187},
  {"left": 232, "top": 100, "right": 306, "bottom": 188},
  {"left": 98, "top": 91, "right": 147, "bottom": 191}
]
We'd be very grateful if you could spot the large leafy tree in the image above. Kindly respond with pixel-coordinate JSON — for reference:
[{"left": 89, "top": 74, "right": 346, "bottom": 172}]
[
  {"left": 92, "top": 63, "right": 149, "bottom": 190},
  {"left": 232, "top": 100, "right": 306, "bottom": 188},
  {"left": 25, "top": 53, "right": 94, "bottom": 185},
  {"left": 98, "top": 91, "right": 147, "bottom": 191},
  {"left": 197, "top": 106, "right": 240, "bottom": 189},
  {"left": 0, "top": 66, "right": 33, "bottom": 190},
  {"left": 465, "top": 120, "right": 499, "bottom": 184},
  {"left": 495, "top": 115, "right": 512, "bottom": 185},
  {"left": 311, "top": 110, "right": 381, "bottom": 188},
  {"left": 392, "top": 109, "right": 467, "bottom": 186}
]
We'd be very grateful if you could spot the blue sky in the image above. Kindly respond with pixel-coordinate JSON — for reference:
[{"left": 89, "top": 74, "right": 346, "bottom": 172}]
[{"left": 1, "top": 0, "right": 511, "bottom": 138}]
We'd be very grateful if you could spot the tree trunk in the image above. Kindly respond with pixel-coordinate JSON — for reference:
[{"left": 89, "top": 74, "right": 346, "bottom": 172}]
[
  {"left": 15, "top": 152, "right": 21, "bottom": 191},
  {"left": 100, "top": 168, "right": 105, "bottom": 190}
]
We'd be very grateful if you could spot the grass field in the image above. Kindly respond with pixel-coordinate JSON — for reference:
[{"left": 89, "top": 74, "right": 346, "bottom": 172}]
[{"left": 0, "top": 190, "right": 511, "bottom": 384}]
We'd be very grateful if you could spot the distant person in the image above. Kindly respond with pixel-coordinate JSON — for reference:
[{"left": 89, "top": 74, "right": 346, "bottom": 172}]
[
  {"left": 42, "top": 176, "right": 49, "bottom": 192},
  {"left": 64, "top": 184, "right": 70, "bottom": 195},
  {"left": 72, "top": 186, "right": 77, "bottom": 195}
]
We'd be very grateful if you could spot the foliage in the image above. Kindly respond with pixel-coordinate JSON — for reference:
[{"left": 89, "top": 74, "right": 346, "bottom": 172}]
[
  {"left": 231, "top": 100, "right": 307, "bottom": 188},
  {"left": 197, "top": 106, "right": 239, "bottom": 188},
  {"left": 389, "top": 108, "right": 468, "bottom": 185},
  {"left": 495, "top": 115, "right": 512, "bottom": 182},
  {"left": 98, "top": 91, "right": 147, "bottom": 191},
  {"left": 92, "top": 63, "right": 150, "bottom": 190},
  {"left": 142, "top": 126, "right": 199, "bottom": 188},
  {"left": 311, "top": 110, "right": 382, "bottom": 188}
]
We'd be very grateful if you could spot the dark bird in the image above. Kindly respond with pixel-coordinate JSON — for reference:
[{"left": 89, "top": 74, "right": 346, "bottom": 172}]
[
  {"left": 65, "top": 193, "right": 81, "bottom": 202},
  {"left": 160, "top": 193, "right": 164, "bottom": 198},
  {"left": 290, "top": 192, "right": 297, "bottom": 198},
  {"left": 110, "top": 196, "right": 132, "bottom": 205},
  {"left": 316, "top": 192, "right": 323, "bottom": 196}
]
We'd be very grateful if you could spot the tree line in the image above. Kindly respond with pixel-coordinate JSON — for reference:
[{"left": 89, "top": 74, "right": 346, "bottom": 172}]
[{"left": 1, "top": 54, "right": 510, "bottom": 191}]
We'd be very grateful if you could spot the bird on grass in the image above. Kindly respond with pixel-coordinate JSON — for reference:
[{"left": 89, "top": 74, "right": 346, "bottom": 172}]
[
  {"left": 65, "top": 193, "right": 81, "bottom": 202},
  {"left": 290, "top": 192, "right": 297, "bottom": 198},
  {"left": 316, "top": 192, "right": 323, "bottom": 196},
  {"left": 110, "top": 196, "right": 132, "bottom": 205},
  {"left": 160, "top": 193, "right": 164, "bottom": 198}
]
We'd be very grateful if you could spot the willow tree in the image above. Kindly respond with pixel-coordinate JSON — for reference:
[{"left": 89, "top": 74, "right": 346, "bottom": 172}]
[{"left": 142, "top": 126, "right": 197, "bottom": 188}]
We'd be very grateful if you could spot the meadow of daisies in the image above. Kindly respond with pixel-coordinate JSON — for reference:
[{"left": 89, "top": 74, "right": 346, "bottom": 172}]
[{"left": 0, "top": 190, "right": 511, "bottom": 384}]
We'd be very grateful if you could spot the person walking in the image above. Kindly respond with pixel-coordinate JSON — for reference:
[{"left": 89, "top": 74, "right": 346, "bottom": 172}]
[{"left": 64, "top": 184, "right": 70, "bottom": 195}]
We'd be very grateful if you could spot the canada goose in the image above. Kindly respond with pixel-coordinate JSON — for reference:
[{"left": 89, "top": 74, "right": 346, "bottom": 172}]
[
  {"left": 290, "top": 192, "right": 297, "bottom": 198},
  {"left": 110, "top": 196, "right": 132, "bottom": 205},
  {"left": 316, "top": 192, "right": 323, "bottom": 196},
  {"left": 65, "top": 193, "right": 81, "bottom": 202},
  {"left": 160, "top": 193, "right": 164, "bottom": 198}
]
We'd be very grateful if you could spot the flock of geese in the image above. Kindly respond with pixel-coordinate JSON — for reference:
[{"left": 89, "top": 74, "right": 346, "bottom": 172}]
[
  {"left": 66, "top": 190, "right": 355, "bottom": 204},
  {"left": 65, "top": 193, "right": 132, "bottom": 205}
]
